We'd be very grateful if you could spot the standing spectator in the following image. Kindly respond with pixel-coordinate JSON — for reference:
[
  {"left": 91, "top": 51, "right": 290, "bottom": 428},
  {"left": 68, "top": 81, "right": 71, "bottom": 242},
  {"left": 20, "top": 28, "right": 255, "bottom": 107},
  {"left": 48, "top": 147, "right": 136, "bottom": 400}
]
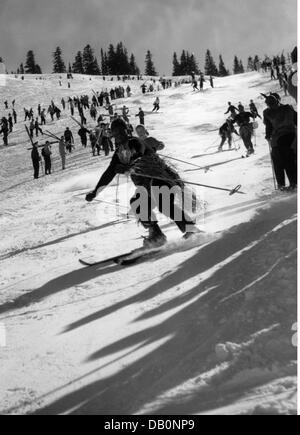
[
  {"left": 64, "top": 127, "right": 74, "bottom": 153},
  {"left": 31, "top": 143, "right": 41, "bottom": 179},
  {"left": 59, "top": 137, "right": 66, "bottom": 170},
  {"left": 41, "top": 142, "right": 52, "bottom": 175},
  {"left": 136, "top": 107, "right": 145, "bottom": 125}
]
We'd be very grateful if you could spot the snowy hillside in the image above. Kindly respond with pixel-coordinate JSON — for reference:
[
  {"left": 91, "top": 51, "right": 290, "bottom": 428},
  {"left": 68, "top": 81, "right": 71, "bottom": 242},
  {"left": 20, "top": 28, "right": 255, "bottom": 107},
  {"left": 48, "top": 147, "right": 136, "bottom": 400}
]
[{"left": 0, "top": 72, "right": 297, "bottom": 415}]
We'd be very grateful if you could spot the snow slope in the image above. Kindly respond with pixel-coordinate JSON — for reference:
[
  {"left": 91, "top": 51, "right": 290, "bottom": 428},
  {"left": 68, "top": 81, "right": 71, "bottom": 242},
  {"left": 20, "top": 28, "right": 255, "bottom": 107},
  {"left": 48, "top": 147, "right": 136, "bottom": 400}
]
[{"left": 0, "top": 72, "right": 297, "bottom": 415}]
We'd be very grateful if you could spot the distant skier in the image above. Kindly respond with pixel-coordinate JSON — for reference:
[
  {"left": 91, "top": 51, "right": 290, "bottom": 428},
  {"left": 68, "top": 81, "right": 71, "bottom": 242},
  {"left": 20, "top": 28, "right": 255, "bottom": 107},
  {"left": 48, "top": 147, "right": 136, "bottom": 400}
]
[
  {"left": 224, "top": 102, "right": 239, "bottom": 118},
  {"left": 8, "top": 114, "right": 13, "bottom": 133},
  {"left": 0, "top": 117, "right": 9, "bottom": 146},
  {"left": 12, "top": 109, "right": 17, "bottom": 124},
  {"left": 41, "top": 142, "right": 52, "bottom": 175},
  {"left": 122, "top": 105, "right": 130, "bottom": 123},
  {"left": 218, "top": 119, "right": 239, "bottom": 151},
  {"left": 238, "top": 102, "right": 245, "bottom": 113},
  {"left": 31, "top": 143, "right": 41, "bottom": 179},
  {"left": 136, "top": 107, "right": 145, "bottom": 125},
  {"left": 85, "top": 118, "right": 199, "bottom": 247},
  {"left": 209, "top": 75, "right": 214, "bottom": 88},
  {"left": 152, "top": 97, "right": 160, "bottom": 112},
  {"left": 35, "top": 118, "right": 43, "bottom": 137},
  {"left": 135, "top": 124, "right": 165, "bottom": 153},
  {"left": 249, "top": 100, "right": 262, "bottom": 119},
  {"left": 233, "top": 107, "right": 255, "bottom": 156},
  {"left": 200, "top": 74, "right": 205, "bottom": 91},
  {"left": 78, "top": 126, "right": 89, "bottom": 148},
  {"left": 192, "top": 79, "right": 199, "bottom": 91},
  {"left": 64, "top": 127, "right": 74, "bottom": 153},
  {"left": 263, "top": 94, "right": 297, "bottom": 190}
]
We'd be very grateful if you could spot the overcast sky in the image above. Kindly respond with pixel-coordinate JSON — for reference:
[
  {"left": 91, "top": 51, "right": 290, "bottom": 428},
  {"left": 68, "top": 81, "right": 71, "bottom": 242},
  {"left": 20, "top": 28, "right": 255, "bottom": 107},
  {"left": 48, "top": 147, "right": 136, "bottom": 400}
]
[{"left": 0, "top": 0, "right": 297, "bottom": 74}]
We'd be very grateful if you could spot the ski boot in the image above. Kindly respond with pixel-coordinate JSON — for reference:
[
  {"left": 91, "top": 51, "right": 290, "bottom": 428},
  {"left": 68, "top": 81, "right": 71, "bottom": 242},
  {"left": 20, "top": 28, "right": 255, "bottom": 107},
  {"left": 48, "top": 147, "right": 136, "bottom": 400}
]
[
  {"left": 183, "top": 225, "right": 203, "bottom": 241},
  {"left": 143, "top": 223, "right": 167, "bottom": 248}
]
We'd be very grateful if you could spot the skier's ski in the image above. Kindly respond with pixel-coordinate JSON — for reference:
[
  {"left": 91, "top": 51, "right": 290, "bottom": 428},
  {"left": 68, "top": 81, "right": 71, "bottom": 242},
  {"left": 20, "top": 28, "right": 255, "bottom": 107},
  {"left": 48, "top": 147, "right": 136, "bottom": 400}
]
[{"left": 79, "top": 250, "right": 135, "bottom": 267}]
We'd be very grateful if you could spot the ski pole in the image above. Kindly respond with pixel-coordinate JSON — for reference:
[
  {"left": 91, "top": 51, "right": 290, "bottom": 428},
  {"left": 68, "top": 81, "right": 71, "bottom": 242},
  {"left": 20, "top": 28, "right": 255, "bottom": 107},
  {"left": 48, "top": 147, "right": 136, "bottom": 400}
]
[
  {"left": 158, "top": 153, "right": 207, "bottom": 169},
  {"left": 131, "top": 172, "right": 246, "bottom": 195}
]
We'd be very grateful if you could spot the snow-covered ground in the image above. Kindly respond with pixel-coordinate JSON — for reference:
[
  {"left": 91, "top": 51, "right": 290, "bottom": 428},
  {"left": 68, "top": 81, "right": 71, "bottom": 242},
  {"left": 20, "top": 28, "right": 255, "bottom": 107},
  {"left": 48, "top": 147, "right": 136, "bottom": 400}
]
[{"left": 0, "top": 72, "right": 297, "bottom": 415}]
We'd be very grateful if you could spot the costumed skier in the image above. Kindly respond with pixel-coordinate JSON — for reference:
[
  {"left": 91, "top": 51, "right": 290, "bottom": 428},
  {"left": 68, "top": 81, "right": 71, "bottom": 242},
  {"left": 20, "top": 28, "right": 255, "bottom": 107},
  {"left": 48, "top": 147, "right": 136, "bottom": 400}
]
[{"left": 85, "top": 118, "right": 199, "bottom": 247}]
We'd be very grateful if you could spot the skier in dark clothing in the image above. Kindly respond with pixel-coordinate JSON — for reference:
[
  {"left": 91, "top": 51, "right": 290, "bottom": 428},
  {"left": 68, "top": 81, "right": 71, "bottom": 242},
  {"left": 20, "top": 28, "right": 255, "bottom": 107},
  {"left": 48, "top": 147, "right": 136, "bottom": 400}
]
[
  {"left": 136, "top": 108, "right": 145, "bottom": 125},
  {"left": 233, "top": 108, "right": 255, "bottom": 155},
  {"left": 225, "top": 102, "right": 239, "bottom": 118},
  {"left": 85, "top": 118, "right": 199, "bottom": 247},
  {"left": 209, "top": 76, "right": 214, "bottom": 88},
  {"left": 41, "top": 142, "right": 52, "bottom": 175},
  {"left": 35, "top": 118, "right": 43, "bottom": 137},
  {"left": 78, "top": 127, "right": 89, "bottom": 148},
  {"left": 238, "top": 102, "right": 245, "bottom": 113},
  {"left": 31, "top": 143, "right": 41, "bottom": 179},
  {"left": 135, "top": 124, "right": 165, "bottom": 153},
  {"left": 218, "top": 119, "right": 239, "bottom": 151},
  {"left": 64, "top": 127, "right": 74, "bottom": 153},
  {"left": 0, "top": 117, "right": 9, "bottom": 146},
  {"left": 263, "top": 94, "right": 297, "bottom": 190},
  {"left": 8, "top": 114, "right": 13, "bottom": 133},
  {"left": 12, "top": 109, "right": 17, "bottom": 124},
  {"left": 199, "top": 74, "right": 205, "bottom": 91},
  {"left": 249, "top": 100, "right": 262, "bottom": 119}
]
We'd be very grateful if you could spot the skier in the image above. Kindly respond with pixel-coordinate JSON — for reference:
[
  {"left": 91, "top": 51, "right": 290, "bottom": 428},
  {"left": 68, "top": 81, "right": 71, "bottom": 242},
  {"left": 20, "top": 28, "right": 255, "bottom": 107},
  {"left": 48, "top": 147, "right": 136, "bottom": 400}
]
[
  {"left": 209, "top": 75, "right": 214, "bottom": 88},
  {"left": 233, "top": 108, "right": 255, "bottom": 156},
  {"left": 59, "top": 137, "right": 66, "bottom": 170},
  {"left": 122, "top": 106, "right": 130, "bottom": 123},
  {"left": 41, "top": 142, "right": 52, "bottom": 175},
  {"left": 0, "top": 117, "right": 9, "bottom": 146},
  {"left": 224, "top": 102, "right": 239, "bottom": 118},
  {"left": 4, "top": 101, "right": 8, "bottom": 109},
  {"left": 85, "top": 118, "right": 199, "bottom": 247},
  {"left": 271, "top": 67, "right": 276, "bottom": 80},
  {"left": 249, "top": 100, "right": 262, "bottom": 119},
  {"left": 192, "top": 79, "right": 199, "bottom": 91},
  {"left": 29, "top": 119, "right": 35, "bottom": 138},
  {"left": 40, "top": 109, "right": 46, "bottom": 125},
  {"left": 263, "top": 94, "right": 297, "bottom": 190},
  {"left": 64, "top": 127, "right": 74, "bottom": 153},
  {"left": 8, "top": 114, "right": 13, "bottom": 133},
  {"left": 35, "top": 118, "right": 43, "bottom": 137},
  {"left": 78, "top": 126, "right": 89, "bottom": 148},
  {"left": 61, "top": 98, "right": 66, "bottom": 110},
  {"left": 136, "top": 107, "right": 145, "bottom": 125},
  {"left": 12, "top": 109, "right": 17, "bottom": 124},
  {"left": 31, "top": 143, "right": 41, "bottom": 179},
  {"left": 238, "top": 102, "right": 245, "bottom": 113},
  {"left": 200, "top": 74, "right": 205, "bottom": 91},
  {"left": 90, "top": 131, "right": 100, "bottom": 156},
  {"left": 218, "top": 119, "right": 239, "bottom": 151},
  {"left": 152, "top": 97, "right": 160, "bottom": 112}
]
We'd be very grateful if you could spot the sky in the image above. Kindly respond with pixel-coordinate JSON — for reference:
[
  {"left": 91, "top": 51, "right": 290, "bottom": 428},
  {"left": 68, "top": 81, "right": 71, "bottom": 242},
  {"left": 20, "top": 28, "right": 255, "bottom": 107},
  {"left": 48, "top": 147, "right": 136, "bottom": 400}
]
[{"left": 0, "top": 0, "right": 297, "bottom": 75}]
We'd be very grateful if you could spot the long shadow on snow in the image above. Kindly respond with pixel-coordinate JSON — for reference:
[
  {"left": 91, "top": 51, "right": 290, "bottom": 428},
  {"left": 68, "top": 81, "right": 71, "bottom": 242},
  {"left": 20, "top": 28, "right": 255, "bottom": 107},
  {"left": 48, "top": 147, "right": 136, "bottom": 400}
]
[
  {"left": 33, "top": 197, "right": 297, "bottom": 415},
  {"left": 62, "top": 197, "right": 295, "bottom": 336}
]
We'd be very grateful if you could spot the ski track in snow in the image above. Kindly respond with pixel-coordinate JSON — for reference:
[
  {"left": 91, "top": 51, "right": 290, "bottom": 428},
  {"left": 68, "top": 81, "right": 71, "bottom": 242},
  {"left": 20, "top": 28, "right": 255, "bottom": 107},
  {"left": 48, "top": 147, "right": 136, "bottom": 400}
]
[{"left": 0, "top": 72, "right": 297, "bottom": 415}]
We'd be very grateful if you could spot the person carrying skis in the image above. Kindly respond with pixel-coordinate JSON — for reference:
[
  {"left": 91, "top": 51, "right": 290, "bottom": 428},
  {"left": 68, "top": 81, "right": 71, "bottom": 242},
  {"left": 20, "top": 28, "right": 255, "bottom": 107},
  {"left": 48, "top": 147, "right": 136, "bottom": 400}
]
[
  {"left": 85, "top": 118, "right": 199, "bottom": 247},
  {"left": 41, "top": 141, "right": 52, "bottom": 175},
  {"left": 249, "top": 100, "right": 262, "bottom": 119},
  {"left": 263, "top": 94, "right": 297, "bottom": 190},
  {"left": 218, "top": 119, "right": 239, "bottom": 151},
  {"left": 135, "top": 124, "right": 165, "bottom": 153},
  {"left": 224, "top": 102, "right": 239, "bottom": 119},
  {"left": 233, "top": 107, "right": 255, "bottom": 156}
]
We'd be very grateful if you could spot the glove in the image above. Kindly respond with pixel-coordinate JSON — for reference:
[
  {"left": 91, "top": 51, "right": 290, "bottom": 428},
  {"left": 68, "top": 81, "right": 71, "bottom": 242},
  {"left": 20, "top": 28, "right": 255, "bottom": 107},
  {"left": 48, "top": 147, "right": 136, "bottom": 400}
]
[{"left": 86, "top": 190, "right": 97, "bottom": 202}]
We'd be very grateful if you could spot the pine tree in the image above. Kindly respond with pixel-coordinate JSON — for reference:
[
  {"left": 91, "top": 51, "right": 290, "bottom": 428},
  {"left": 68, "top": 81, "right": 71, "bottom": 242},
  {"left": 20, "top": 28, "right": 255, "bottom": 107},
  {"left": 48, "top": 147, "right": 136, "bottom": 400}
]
[
  {"left": 218, "top": 55, "right": 229, "bottom": 76},
  {"left": 189, "top": 54, "right": 199, "bottom": 75},
  {"left": 101, "top": 49, "right": 109, "bottom": 75},
  {"left": 172, "top": 52, "right": 180, "bottom": 76},
  {"left": 25, "top": 50, "right": 36, "bottom": 74},
  {"left": 180, "top": 50, "right": 187, "bottom": 75},
  {"left": 239, "top": 59, "right": 244, "bottom": 73},
  {"left": 145, "top": 50, "right": 157, "bottom": 76},
  {"left": 72, "top": 51, "right": 84, "bottom": 74},
  {"left": 107, "top": 44, "right": 116, "bottom": 75},
  {"left": 233, "top": 55, "right": 240, "bottom": 74},
  {"left": 204, "top": 50, "right": 218, "bottom": 76},
  {"left": 247, "top": 56, "right": 254, "bottom": 71},
  {"left": 253, "top": 55, "right": 260, "bottom": 71},
  {"left": 52, "top": 47, "right": 66, "bottom": 73},
  {"left": 35, "top": 64, "right": 42, "bottom": 74},
  {"left": 129, "top": 54, "right": 139, "bottom": 75}
]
